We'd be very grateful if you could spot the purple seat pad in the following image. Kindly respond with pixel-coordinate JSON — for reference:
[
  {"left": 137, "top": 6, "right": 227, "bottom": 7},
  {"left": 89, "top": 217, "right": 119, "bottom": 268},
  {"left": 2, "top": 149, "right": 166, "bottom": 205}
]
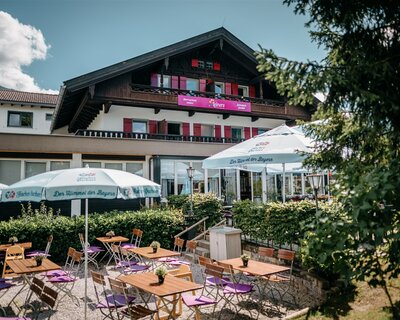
[
  {"left": 182, "top": 294, "right": 216, "bottom": 307},
  {"left": 47, "top": 275, "right": 75, "bottom": 283},
  {"left": 223, "top": 282, "right": 253, "bottom": 294},
  {"left": 97, "top": 294, "right": 135, "bottom": 308}
]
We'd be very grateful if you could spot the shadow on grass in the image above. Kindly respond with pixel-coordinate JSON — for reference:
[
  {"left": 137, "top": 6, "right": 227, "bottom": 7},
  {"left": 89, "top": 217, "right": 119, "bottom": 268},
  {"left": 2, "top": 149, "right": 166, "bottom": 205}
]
[
  {"left": 305, "top": 284, "right": 357, "bottom": 320},
  {"left": 382, "top": 301, "right": 400, "bottom": 320}
]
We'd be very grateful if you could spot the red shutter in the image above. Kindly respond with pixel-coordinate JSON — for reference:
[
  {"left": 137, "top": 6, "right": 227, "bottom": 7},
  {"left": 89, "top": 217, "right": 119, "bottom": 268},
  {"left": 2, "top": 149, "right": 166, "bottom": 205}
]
[
  {"left": 179, "top": 76, "right": 187, "bottom": 90},
  {"left": 213, "top": 62, "right": 220, "bottom": 71},
  {"left": 224, "top": 126, "right": 231, "bottom": 139},
  {"left": 249, "top": 85, "right": 256, "bottom": 97},
  {"left": 191, "top": 59, "right": 199, "bottom": 67},
  {"left": 215, "top": 125, "right": 221, "bottom": 138},
  {"left": 150, "top": 73, "right": 158, "bottom": 87},
  {"left": 225, "top": 83, "right": 232, "bottom": 95},
  {"left": 244, "top": 127, "right": 251, "bottom": 140},
  {"left": 171, "top": 76, "right": 179, "bottom": 89},
  {"left": 182, "top": 122, "right": 190, "bottom": 136},
  {"left": 193, "top": 123, "right": 201, "bottom": 136},
  {"left": 252, "top": 127, "right": 258, "bottom": 137},
  {"left": 231, "top": 83, "right": 238, "bottom": 95},
  {"left": 123, "top": 118, "right": 132, "bottom": 133},
  {"left": 148, "top": 120, "right": 157, "bottom": 134},
  {"left": 200, "top": 79, "right": 206, "bottom": 92}
]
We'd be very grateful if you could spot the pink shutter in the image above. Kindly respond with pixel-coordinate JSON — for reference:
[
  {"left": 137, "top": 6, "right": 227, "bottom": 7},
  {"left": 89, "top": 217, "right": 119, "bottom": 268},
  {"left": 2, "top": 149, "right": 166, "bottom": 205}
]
[
  {"left": 215, "top": 125, "right": 221, "bottom": 138},
  {"left": 252, "top": 127, "right": 258, "bottom": 137},
  {"left": 191, "top": 59, "right": 199, "bottom": 67},
  {"left": 213, "top": 62, "right": 220, "bottom": 71},
  {"left": 225, "top": 83, "right": 232, "bottom": 95},
  {"left": 123, "top": 118, "right": 132, "bottom": 133},
  {"left": 148, "top": 120, "right": 157, "bottom": 134},
  {"left": 224, "top": 126, "right": 231, "bottom": 139},
  {"left": 150, "top": 73, "right": 158, "bottom": 87},
  {"left": 244, "top": 127, "right": 250, "bottom": 140},
  {"left": 231, "top": 83, "right": 238, "bottom": 95},
  {"left": 182, "top": 122, "right": 190, "bottom": 136},
  {"left": 171, "top": 76, "right": 179, "bottom": 89},
  {"left": 200, "top": 79, "right": 207, "bottom": 92},
  {"left": 193, "top": 123, "right": 201, "bottom": 136},
  {"left": 249, "top": 85, "right": 256, "bottom": 97},
  {"left": 179, "top": 76, "right": 187, "bottom": 90}
]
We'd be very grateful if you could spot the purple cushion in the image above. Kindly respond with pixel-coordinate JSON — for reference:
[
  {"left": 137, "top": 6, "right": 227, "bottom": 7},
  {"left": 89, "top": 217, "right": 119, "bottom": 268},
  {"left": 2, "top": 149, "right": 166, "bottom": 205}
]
[
  {"left": 116, "top": 261, "right": 137, "bottom": 268},
  {"left": 0, "top": 282, "right": 13, "bottom": 290},
  {"left": 223, "top": 283, "right": 253, "bottom": 294},
  {"left": 168, "top": 260, "right": 190, "bottom": 266},
  {"left": 120, "top": 243, "right": 136, "bottom": 249},
  {"left": 0, "top": 318, "right": 32, "bottom": 320},
  {"left": 84, "top": 246, "right": 104, "bottom": 253},
  {"left": 26, "top": 251, "right": 51, "bottom": 258},
  {"left": 46, "top": 270, "right": 67, "bottom": 277},
  {"left": 0, "top": 278, "right": 6, "bottom": 282},
  {"left": 124, "top": 265, "right": 149, "bottom": 273},
  {"left": 97, "top": 294, "right": 135, "bottom": 308},
  {"left": 182, "top": 295, "right": 216, "bottom": 307},
  {"left": 158, "top": 257, "right": 177, "bottom": 262},
  {"left": 206, "top": 276, "right": 230, "bottom": 286},
  {"left": 47, "top": 275, "right": 75, "bottom": 283}
]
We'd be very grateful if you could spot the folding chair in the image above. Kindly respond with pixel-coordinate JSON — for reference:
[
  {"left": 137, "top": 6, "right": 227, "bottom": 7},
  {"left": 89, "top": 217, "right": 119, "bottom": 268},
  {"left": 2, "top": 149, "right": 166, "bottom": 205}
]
[
  {"left": 182, "top": 263, "right": 224, "bottom": 320},
  {"left": 108, "top": 278, "right": 155, "bottom": 320},
  {"left": 158, "top": 237, "right": 184, "bottom": 264},
  {"left": 2, "top": 245, "right": 25, "bottom": 278},
  {"left": 168, "top": 240, "right": 197, "bottom": 266},
  {"left": 111, "top": 245, "right": 148, "bottom": 274},
  {"left": 45, "top": 247, "right": 76, "bottom": 278},
  {"left": 120, "top": 228, "right": 143, "bottom": 249},
  {"left": 198, "top": 256, "right": 230, "bottom": 286},
  {"left": 91, "top": 271, "right": 135, "bottom": 320},
  {"left": 79, "top": 233, "right": 104, "bottom": 269},
  {"left": 26, "top": 235, "right": 53, "bottom": 258}
]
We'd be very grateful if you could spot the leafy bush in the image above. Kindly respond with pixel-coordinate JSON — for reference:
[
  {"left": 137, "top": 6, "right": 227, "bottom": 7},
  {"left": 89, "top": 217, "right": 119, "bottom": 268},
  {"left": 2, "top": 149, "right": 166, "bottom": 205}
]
[
  {"left": 182, "top": 193, "right": 223, "bottom": 228},
  {"left": 0, "top": 203, "right": 184, "bottom": 262},
  {"left": 166, "top": 195, "right": 188, "bottom": 209}
]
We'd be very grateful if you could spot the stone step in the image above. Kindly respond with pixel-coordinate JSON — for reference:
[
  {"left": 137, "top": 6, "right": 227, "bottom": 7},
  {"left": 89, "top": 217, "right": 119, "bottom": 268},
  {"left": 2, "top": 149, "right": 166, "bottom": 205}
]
[
  {"left": 195, "top": 246, "right": 210, "bottom": 258},
  {"left": 196, "top": 239, "right": 210, "bottom": 249}
]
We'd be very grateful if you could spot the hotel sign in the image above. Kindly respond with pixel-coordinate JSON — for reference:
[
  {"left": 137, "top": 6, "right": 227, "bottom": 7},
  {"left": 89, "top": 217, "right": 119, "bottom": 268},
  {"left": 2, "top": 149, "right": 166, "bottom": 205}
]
[{"left": 178, "top": 95, "right": 251, "bottom": 112}]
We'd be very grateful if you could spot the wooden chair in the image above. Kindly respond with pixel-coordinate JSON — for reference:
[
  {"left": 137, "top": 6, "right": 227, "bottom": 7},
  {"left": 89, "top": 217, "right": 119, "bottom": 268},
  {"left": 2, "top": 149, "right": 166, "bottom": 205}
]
[
  {"left": 257, "top": 247, "right": 275, "bottom": 261},
  {"left": 185, "top": 240, "right": 198, "bottom": 262},
  {"left": 26, "top": 235, "right": 53, "bottom": 258},
  {"left": 121, "top": 228, "right": 143, "bottom": 249},
  {"left": 2, "top": 245, "right": 24, "bottom": 278},
  {"left": 159, "top": 237, "right": 185, "bottom": 265}
]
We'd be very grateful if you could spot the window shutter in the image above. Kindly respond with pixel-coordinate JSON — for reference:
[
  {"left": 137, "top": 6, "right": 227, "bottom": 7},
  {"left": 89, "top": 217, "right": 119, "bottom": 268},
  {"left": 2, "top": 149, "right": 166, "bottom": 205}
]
[
  {"left": 179, "top": 76, "right": 187, "bottom": 90},
  {"left": 213, "top": 62, "right": 220, "bottom": 71},
  {"left": 191, "top": 59, "right": 199, "bottom": 67},
  {"left": 252, "top": 127, "right": 258, "bottom": 137},
  {"left": 224, "top": 126, "right": 231, "bottom": 139},
  {"left": 244, "top": 127, "right": 251, "bottom": 140},
  {"left": 199, "top": 79, "right": 207, "bottom": 92},
  {"left": 215, "top": 125, "right": 221, "bottom": 138},
  {"left": 193, "top": 123, "right": 201, "bottom": 136},
  {"left": 231, "top": 83, "right": 238, "bottom": 95},
  {"left": 182, "top": 122, "right": 190, "bottom": 136},
  {"left": 148, "top": 120, "right": 157, "bottom": 134},
  {"left": 249, "top": 85, "right": 256, "bottom": 97},
  {"left": 225, "top": 83, "right": 232, "bottom": 95},
  {"left": 171, "top": 76, "right": 179, "bottom": 89},
  {"left": 123, "top": 118, "right": 132, "bottom": 133},
  {"left": 150, "top": 73, "right": 158, "bottom": 87}
]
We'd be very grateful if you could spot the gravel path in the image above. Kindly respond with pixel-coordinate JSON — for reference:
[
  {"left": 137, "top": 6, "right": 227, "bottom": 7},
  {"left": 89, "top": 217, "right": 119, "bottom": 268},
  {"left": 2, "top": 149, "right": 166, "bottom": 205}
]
[{"left": 0, "top": 261, "right": 300, "bottom": 319}]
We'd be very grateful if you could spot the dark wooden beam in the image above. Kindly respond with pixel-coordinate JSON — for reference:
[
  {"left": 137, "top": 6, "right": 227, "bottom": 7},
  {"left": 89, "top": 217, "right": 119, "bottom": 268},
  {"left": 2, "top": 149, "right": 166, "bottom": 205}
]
[
  {"left": 251, "top": 116, "right": 259, "bottom": 122},
  {"left": 69, "top": 90, "right": 90, "bottom": 132},
  {"left": 223, "top": 113, "right": 230, "bottom": 120},
  {"left": 103, "top": 101, "right": 112, "bottom": 113},
  {"left": 89, "top": 85, "right": 95, "bottom": 98},
  {"left": 154, "top": 108, "right": 161, "bottom": 114},
  {"left": 188, "top": 110, "right": 195, "bottom": 117}
]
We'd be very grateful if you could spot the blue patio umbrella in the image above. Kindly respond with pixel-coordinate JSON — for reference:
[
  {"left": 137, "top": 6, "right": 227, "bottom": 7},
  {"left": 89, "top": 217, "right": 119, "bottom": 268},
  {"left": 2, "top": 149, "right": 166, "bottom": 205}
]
[{"left": 1, "top": 167, "right": 161, "bottom": 320}]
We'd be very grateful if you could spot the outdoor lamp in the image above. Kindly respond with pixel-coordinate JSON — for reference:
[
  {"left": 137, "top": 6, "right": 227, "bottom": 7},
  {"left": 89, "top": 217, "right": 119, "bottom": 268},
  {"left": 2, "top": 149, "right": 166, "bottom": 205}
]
[
  {"left": 187, "top": 166, "right": 194, "bottom": 216},
  {"left": 224, "top": 210, "right": 233, "bottom": 227},
  {"left": 307, "top": 173, "right": 322, "bottom": 212}
]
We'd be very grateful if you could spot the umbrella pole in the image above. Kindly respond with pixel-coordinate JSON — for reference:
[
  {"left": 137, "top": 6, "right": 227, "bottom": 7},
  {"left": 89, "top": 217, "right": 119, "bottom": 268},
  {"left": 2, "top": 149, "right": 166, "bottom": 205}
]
[
  {"left": 84, "top": 198, "right": 88, "bottom": 320},
  {"left": 282, "top": 163, "right": 286, "bottom": 203}
]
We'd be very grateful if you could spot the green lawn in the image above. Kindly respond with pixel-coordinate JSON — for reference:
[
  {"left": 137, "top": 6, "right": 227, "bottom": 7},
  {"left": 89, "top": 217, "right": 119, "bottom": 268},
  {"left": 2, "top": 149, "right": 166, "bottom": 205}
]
[{"left": 298, "top": 278, "right": 400, "bottom": 320}]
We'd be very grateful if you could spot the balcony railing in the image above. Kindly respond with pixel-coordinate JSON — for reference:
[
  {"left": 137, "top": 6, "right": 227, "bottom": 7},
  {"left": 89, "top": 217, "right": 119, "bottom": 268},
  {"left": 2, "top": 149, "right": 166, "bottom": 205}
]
[
  {"left": 75, "top": 129, "right": 245, "bottom": 144},
  {"left": 130, "top": 84, "right": 286, "bottom": 107}
]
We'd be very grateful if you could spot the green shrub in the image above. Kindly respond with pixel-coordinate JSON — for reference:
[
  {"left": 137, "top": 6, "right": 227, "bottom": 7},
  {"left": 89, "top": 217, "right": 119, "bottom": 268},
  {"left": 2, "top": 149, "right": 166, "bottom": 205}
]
[
  {"left": 0, "top": 203, "right": 184, "bottom": 262},
  {"left": 166, "top": 195, "right": 188, "bottom": 209},
  {"left": 182, "top": 193, "right": 223, "bottom": 228}
]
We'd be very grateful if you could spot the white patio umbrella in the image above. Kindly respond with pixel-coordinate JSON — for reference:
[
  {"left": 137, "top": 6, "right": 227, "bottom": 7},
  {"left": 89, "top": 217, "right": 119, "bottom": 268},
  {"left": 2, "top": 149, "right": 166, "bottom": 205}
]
[
  {"left": 0, "top": 183, "right": 8, "bottom": 199},
  {"left": 0, "top": 167, "right": 161, "bottom": 320}
]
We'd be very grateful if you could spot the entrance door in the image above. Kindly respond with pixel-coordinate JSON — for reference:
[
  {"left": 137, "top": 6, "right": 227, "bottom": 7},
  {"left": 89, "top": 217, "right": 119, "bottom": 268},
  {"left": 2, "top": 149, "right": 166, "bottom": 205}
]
[{"left": 240, "top": 171, "right": 251, "bottom": 200}]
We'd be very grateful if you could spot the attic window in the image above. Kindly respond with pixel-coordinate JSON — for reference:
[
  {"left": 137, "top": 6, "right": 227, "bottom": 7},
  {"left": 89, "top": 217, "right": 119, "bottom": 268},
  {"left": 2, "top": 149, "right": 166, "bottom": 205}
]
[
  {"left": 198, "top": 60, "right": 205, "bottom": 68},
  {"left": 206, "top": 62, "right": 213, "bottom": 70}
]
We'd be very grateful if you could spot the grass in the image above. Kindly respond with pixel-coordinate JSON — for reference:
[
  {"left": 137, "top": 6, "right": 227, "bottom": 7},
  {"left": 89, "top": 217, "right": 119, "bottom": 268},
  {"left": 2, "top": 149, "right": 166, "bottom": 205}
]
[{"left": 297, "top": 277, "right": 400, "bottom": 320}]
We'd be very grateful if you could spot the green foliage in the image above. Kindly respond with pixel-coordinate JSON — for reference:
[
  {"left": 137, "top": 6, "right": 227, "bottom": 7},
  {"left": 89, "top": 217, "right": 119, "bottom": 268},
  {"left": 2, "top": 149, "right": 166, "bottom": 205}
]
[
  {"left": 0, "top": 204, "right": 184, "bottom": 262},
  {"left": 182, "top": 193, "right": 223, "bottom": 227},
  {"left": 256, "top": 0, "right": 400, "bottom": 316},
  {"left": 166, "top": 195, "right": 188, "bottom": 209}
]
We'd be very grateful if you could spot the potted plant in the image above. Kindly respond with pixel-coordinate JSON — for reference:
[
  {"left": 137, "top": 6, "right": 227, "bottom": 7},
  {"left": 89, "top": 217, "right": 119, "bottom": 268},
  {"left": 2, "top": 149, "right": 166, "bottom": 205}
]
[
  {"left": 154, "top": 266, "right": 168, "bottom": 284},
  {"left": 34, "top": 254, "right": 46, "bottom": 266},
  {"left": 150, "top": 241, "right": 160, "bottom": 253},
  {"left": 8, "top": 236, "right": 18, "bottom": 246},
  {"left": 105, "top": 231, "right": 115, "bottom": 238},
  {"left": 240, "top": 254, "right": 250, "bottom": 267}
]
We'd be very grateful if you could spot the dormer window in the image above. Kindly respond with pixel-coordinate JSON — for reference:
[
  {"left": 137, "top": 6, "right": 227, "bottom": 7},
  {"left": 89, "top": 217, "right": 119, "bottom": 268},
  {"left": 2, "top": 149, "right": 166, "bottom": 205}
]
[
  {"left": 238, "top": 85, "right": 249, "bottom": 97},
  {"left": 206, "top": 62, "right": 213, "bottom": 70}
]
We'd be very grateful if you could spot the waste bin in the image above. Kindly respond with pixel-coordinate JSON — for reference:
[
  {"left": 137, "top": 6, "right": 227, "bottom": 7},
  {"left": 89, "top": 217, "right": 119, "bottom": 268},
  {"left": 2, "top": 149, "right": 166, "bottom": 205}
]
[{"left": 209, "top": 226, "right": 242, "bottom": 260}]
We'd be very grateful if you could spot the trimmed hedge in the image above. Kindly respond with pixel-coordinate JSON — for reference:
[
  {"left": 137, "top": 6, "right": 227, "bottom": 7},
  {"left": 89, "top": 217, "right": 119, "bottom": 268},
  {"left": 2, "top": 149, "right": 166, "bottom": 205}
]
[{"left": 0, "top": 204, "right": 184, "bottom": 262}]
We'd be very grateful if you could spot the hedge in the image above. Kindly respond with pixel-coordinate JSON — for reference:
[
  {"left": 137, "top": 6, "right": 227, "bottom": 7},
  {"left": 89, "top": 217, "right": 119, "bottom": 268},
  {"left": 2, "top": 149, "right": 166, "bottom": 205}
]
[{"left": 0, "top": 203, "right": 184, "bottom": 262}]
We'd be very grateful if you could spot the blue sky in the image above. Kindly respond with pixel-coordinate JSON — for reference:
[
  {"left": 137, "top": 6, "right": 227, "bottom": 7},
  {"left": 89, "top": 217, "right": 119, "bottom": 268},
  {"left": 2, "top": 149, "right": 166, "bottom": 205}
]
[{"left": 0, "top": 0, "right": 325, "bottom": 93}]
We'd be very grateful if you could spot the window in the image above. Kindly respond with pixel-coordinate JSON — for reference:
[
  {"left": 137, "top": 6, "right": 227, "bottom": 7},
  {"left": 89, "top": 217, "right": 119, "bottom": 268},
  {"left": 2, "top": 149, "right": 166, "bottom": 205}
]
[
  {"left": 198, "top": 60, "right": 205, "bottom": 69},
  {"left": 8, "top": 111, "right": 33, "bottom": 128},
  {"left": 126, "top": 163, "right": 143, "bottom": 177},
  {"left": 215, "top": 82, "right": 225, "bottom": 94},
  {"left": 132, "top": 120, "right": 147, "bottom": 133},
  {"left": 201, "top": 124, "right": 213, "bottom": 137},
  {"left": 25, "top": 162, "right": 46, "bottom": 178},
  {"left": 186, "top": 78, "right": 199, "bottom": 91},
  {"left": 206, "top": 62, "right": 213, "bottom": 70},
  {"left": 45, "top": 113, "right": 53, "bottom": 121},
  {"left": 238, "top": 85, "right": 249, "bottom": 97},
  {"left": 105, "top": 163, "right": 123, "bottom": 170},
  {"left": 157, "top": 75, "right": 171, "bottom": 88},
  {"left": 0, "top": 160, "right": 21, "bottom": 185},
  {"left": 168, "top": 123, "right": 181, "bottom": 135},
  {"left": 258, "top": 128, "right": 269, "bottom": 135},
  {"left": 50, "top": 161, "right": 70, "bottom": 171},
  {"left": 231, "top": 128, "right": 242, "bottom": 140},
  {"left": 83, "top": 162, "right": 101, "bottom": 168}
]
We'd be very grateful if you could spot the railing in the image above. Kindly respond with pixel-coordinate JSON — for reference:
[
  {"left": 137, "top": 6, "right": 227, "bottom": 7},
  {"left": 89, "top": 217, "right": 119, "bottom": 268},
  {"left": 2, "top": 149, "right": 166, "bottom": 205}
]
[
  {"left": 174, "top": 216, "right": 209, "bottom": 240},
  {"left": 75, "top": 129, "right": 245, "bottom": 144},
  {"left": 192, "top": 218, "right": 226, "bottom": 241},
  {"left": 131, "top": 83, "right": 286, "bottom": 108}
]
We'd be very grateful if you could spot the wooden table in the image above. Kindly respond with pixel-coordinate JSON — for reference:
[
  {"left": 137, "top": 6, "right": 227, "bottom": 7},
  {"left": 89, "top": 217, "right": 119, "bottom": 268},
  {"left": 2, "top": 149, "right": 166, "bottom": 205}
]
[
  {"left": 119, "top": 272, "right": 203, "bottom": 319},
  {"left": 128, "top": 247, "right": 181, "bottom": 270},
  {"left": 219, "top": 258, "right": 290, "bottom": 277},
  {"left": 96, "top": 235, "right": 129, "bottom": 266},
  {"left": 0, "top": 242, "right": 32, "bottom": 252}
]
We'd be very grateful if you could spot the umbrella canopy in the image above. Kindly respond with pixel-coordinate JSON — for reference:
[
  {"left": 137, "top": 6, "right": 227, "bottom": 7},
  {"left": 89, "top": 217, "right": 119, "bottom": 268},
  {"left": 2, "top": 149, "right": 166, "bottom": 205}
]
[
  {"left": 202, "top": 124, "right": 314, "bottom": 170},
  {"left": 0, "top": 183, "right": 8, "bottom": 199},
  {"left": 0, "top": 167, "right": 160, "bottom": 320}
]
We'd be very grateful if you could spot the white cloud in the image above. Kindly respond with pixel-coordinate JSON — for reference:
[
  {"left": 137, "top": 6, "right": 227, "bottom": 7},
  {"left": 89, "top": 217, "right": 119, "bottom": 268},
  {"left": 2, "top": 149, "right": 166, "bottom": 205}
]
[{"left": 0, "top": 11, "right": 57, "bottom": 94}]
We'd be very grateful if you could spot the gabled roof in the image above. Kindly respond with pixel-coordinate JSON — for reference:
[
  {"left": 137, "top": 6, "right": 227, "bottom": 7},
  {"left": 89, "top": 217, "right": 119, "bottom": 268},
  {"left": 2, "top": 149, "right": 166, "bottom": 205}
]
[
  {"left": 63, "top": 27, "right": 257, "bottom": 92},
  {"left": 0, "top": 89, "right": 58, "bottom": 107}
]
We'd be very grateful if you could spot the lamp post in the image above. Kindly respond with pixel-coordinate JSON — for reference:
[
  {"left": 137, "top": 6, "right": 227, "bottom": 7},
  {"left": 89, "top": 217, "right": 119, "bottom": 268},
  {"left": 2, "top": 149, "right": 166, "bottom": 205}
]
[
  {"left": 186, "top": 166, "right": 194, "bottom": 216},
  {"left": 307, "top": 173, "right": 322, "bottom": 213}
]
